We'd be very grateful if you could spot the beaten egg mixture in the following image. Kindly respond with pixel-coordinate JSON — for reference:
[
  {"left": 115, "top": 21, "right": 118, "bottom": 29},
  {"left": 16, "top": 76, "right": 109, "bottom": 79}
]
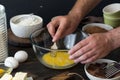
[{"left": 42, "top": 51, "right": 74, "bottom": 67}]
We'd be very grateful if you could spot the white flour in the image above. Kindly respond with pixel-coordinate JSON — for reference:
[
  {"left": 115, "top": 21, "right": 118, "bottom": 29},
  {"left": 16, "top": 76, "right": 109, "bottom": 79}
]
[{"left": 16, "top": 16, "right": 40, "bottom": 26}]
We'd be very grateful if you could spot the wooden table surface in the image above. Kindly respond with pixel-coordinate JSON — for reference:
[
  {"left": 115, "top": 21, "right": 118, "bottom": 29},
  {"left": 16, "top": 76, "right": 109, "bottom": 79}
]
[{"left": 8, "top": 43, "right": 120, "bottom": 80}]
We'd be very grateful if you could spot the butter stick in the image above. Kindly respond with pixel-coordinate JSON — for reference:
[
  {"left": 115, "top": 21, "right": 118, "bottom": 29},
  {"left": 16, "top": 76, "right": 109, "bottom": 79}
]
[
  {"left": 12, "top": 72, "right": 27, "bottom": 80},
  {"left": 0, "top": 73, "right": 13, "bottom": 80}
]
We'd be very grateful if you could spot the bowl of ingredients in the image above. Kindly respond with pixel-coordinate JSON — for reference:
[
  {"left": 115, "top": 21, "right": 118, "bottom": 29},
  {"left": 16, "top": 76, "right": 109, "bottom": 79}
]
[
  {"left": 0, "top": 63, "right": 13, "bottom": 78},
  {"left": 81, "top": 23, "right": 113, "bottom": 38},
  {"left": 30, "top": 28, "right": 82, "bottom": 69},
  {"left": 10, "top": 14, "right": 43, "bottom": 38},
  {"left": 84, "top": 59, "right": 120, "bottom": 80}
]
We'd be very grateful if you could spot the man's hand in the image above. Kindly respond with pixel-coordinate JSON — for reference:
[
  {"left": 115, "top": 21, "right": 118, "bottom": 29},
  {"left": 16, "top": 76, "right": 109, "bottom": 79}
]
[
  {"left": 47, "top": 15, "right": 79, "bottom": 42},
  {"left": 68, "top": 33, "right": 113, "bottom": 64}
]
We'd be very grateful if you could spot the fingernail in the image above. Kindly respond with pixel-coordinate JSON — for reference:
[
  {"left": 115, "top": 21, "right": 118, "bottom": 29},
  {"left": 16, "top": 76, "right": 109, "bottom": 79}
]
[
  {"left": 52, "top": 37, "right": 55, "bottom": 42},
  {"left": 68, "top": 50, "right": 72, "bottom": 55},
  {"left": 69, "top": 56, "right": 73, "bottom": 59},
  {"left": 52, "top": 39, "right": 55, "bottom": 42},
  {"left": 81, "top": 62, "right": 86, "bottom": 64},
  {"left": 74, "top": 60, "right": 79, "bottom": 63}
]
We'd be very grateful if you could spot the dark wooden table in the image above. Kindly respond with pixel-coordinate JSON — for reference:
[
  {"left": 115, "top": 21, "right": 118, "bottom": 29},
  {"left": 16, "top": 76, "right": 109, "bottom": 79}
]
[{"left": 8, "top": 43, "right": 120, "bottom": 80}]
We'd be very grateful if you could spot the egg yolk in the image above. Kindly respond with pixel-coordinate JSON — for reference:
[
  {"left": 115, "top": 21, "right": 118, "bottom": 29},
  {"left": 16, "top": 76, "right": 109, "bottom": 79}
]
[
  {"left": 42, "top": 51, "right": 74, "bottom": 67},
  {"left": 0, "top": 69, "right": 5, "bottom": 76}
]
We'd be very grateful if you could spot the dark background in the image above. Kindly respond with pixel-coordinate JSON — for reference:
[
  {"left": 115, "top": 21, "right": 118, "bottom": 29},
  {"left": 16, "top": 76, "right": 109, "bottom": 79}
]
[{"left": 0, "top": 0, "right": 120, "bottom": 27}]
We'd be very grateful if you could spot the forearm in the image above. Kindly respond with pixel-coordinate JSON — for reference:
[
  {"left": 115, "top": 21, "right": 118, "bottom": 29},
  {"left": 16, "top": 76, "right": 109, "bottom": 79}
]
[
  {"left": 107, "top": 27, "right": 120, "bottom": 50},
  {"left": 68, "top": 0, "right": 102, "bottom": 22}
]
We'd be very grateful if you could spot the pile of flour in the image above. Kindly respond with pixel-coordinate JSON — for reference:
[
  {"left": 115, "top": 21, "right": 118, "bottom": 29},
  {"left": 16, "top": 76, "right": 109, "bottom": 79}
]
[{"left": 16, "top": 15, "right": 39, "bottom": 26}]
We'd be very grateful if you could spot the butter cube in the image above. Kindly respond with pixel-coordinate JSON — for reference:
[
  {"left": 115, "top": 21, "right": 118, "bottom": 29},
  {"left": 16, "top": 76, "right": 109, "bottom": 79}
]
[
  {"left": 12, "top": 72, "right": 27, "bottom": 80},
  {"left": 0, "top": 73, "right": 13, "bottom": 80}
]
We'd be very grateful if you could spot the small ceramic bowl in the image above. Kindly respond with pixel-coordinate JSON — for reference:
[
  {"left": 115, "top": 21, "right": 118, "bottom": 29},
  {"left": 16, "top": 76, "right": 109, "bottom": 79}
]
[
  {"left": 102, "top": 3, "right": 120, "bottom": 27},
  {"left": 81, "top": 23, "right": 113, "bottom": 38},
  {"left": 0, "top": 63, "right": 13, "bottom": 77},
  {"left": 84, "top": 59, "right": 120, "bottom": 80},
  {"left": 103, "top": 3, "right": 120, "bottom": 18},
  {"left": 10, "top": 14, "right": 43, "bottom": 38}
]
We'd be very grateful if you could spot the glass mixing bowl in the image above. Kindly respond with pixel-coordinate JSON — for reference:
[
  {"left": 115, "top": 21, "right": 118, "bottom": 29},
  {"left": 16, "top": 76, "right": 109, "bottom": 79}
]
[{"left": 30, "top": 28, "right": 82, "bottom": 69}]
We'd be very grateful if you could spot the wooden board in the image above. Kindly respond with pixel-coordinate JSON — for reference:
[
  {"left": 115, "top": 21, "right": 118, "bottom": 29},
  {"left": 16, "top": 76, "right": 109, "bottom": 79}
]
[{"left": 8, "top": 28, "right": 31, "bottom": 47}]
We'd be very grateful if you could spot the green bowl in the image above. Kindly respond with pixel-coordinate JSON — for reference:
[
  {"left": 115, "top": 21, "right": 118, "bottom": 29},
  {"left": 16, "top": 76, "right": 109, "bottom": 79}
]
[
  {"left": 103, "top": 3, "right": 120, "bottom": 18},
  {"left": 103, "top": 14, "right": 120, "bottom": 28}
]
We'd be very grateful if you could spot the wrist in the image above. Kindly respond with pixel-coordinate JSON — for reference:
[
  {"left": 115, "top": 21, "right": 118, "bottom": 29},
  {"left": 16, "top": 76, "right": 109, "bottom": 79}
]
[
  {"left": 68, "top": 10, "right": 83, "bottom": 22},
  {"left": 68, "top": 11, "right": 83, "bottom": 28},
  {"left": 105, "top": 31, "right": 119, "bottom": 50}
]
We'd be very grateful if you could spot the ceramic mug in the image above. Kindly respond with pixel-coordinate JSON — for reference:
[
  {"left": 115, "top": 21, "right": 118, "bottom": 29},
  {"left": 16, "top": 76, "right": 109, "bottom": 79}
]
[{"left": 103, "top": 3, "right": 120, "bottom": 28}]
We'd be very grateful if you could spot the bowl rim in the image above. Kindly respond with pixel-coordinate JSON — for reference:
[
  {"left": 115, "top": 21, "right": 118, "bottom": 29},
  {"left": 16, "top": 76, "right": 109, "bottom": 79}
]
[
  {"left": 84, "top": 59, "right": 120, "bottom": 80},
  {"left": 103, "top": 3, "right": 120, "bottom": 14},
  {"left": 82, "top": 23, "right": 113, "bottom": 31},
  {"left": 30, "top": 28, "right": 69, "bottom": 51},
  {"left": 10, "top": 14, "right": 43, "bottom": 27},
  {"left": 81, "top": 23, "right": 113, "bottom": 38}
]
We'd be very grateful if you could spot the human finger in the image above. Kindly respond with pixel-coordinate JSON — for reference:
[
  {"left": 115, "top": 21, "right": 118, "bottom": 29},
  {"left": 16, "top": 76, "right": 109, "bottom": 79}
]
[
  {"left": 80, "top": 54, "right": 99, "bottom": 64},
  {"left": 73, "top": 48, "right": 96, "bottom": 63},
  {"left": 79, "top": 48, "right": 107, "bottom": 64},
  {"left": 47, "top": 19, "right": 59, "bottom": 38},
  {"left": 69, "top": 42, "right": 92, "bottom": 60},
  {"left": 52, "top": 20, "right": 67, "bottom": 42},
  {"left": 68, "top": 39, "right": 89, "bottom": 55}
]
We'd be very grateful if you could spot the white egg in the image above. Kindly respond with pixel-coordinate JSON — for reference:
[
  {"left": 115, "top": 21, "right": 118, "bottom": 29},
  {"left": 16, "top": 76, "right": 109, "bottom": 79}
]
[
  {"left": 4, "top": 57, "right": 19, "bottom": 69},
  {"left": 14, "top": 50, "right": 28, "bottom": 63}
]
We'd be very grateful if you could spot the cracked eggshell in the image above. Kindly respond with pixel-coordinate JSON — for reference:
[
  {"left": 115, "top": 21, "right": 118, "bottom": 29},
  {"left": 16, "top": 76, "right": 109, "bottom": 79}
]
[
  {"left": 4, "top": 57, "right": 19, "bottom": 69},
  {"left": 14, "top": 50, "right": 28, "bottom": 63}
]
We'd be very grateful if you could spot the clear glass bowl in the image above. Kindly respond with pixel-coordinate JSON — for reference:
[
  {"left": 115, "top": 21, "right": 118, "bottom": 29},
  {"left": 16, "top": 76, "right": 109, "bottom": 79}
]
[{"left": 30, "top": 28, "right": 82, "bottom": 69}]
